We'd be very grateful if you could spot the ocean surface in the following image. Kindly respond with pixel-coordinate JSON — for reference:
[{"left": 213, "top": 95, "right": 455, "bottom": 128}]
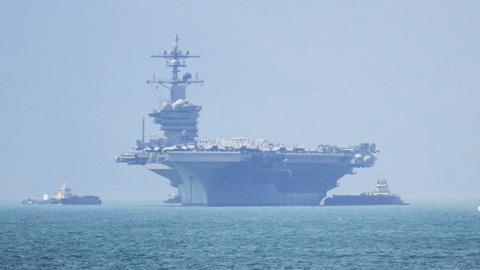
[{"left": 1, "top": 201, "right": 479, "bottom": 269}]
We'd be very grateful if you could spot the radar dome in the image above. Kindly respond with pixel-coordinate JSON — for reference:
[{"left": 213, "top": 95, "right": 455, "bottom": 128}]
[
  {"left": 363, "top": 155, "right": 373, "bottom": 164},
  {"left": 172, "top": 99, "right": 186, "bottom": 108}
]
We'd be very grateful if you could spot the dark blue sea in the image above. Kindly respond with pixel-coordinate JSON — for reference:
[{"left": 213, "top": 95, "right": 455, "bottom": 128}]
[{"left": 1, "top": 201, "right": 479, "bottom": 269}]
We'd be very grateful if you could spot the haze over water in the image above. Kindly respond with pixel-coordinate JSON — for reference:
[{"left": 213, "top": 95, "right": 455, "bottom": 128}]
[{"left": 1, "top": 1, "right": 480, "bottom": 201}]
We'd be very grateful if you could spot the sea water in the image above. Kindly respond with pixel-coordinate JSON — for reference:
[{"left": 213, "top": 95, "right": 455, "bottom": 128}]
[{"left": 1, "top": 201, "right": 479, "bottom": 269}]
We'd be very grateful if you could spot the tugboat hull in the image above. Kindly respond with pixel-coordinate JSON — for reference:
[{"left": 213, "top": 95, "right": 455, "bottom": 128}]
[{"left": 324, "top": 194, "right": 408, "bottom": 206}]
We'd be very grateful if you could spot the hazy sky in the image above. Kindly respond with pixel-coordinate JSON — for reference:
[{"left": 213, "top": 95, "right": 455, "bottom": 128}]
[{"left": 1, "top": 1, "right": 479, "bottom": 201}]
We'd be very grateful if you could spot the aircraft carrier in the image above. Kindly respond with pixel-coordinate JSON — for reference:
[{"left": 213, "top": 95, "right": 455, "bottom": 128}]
[{"left": 116, "top": 36, "right": 378, "bottom": 206}]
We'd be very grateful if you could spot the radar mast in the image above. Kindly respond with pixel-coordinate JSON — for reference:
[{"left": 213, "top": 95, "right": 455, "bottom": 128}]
[{"left": 147, "top": 35, "right": 204, "bottom": 102}]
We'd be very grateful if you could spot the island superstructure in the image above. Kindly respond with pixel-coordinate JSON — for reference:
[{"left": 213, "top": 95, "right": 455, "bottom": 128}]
[{"left": 116, "top": 36, "right": 378, "bottom": 206}]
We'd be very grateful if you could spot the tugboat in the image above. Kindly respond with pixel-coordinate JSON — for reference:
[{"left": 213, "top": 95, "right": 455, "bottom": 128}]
[
  {"left": 22, "top": 183, "right": 101, "bottom": 205},
  {"left": 323, "top": 178, "right": 408, "bottom": 206}
]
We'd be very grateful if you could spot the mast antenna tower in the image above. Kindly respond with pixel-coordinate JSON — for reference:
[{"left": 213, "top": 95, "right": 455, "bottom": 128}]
[{"left": 147, "top": 34, "right": 204, "bottom": 102}]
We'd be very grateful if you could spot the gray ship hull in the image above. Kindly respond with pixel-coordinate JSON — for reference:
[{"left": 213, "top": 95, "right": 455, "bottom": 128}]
[
  {"left": 324, "top": 194, "right": 407, "bottom": 206},
  {"left": 144, "top": 151, "right": 356, "bottom": 206}
]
